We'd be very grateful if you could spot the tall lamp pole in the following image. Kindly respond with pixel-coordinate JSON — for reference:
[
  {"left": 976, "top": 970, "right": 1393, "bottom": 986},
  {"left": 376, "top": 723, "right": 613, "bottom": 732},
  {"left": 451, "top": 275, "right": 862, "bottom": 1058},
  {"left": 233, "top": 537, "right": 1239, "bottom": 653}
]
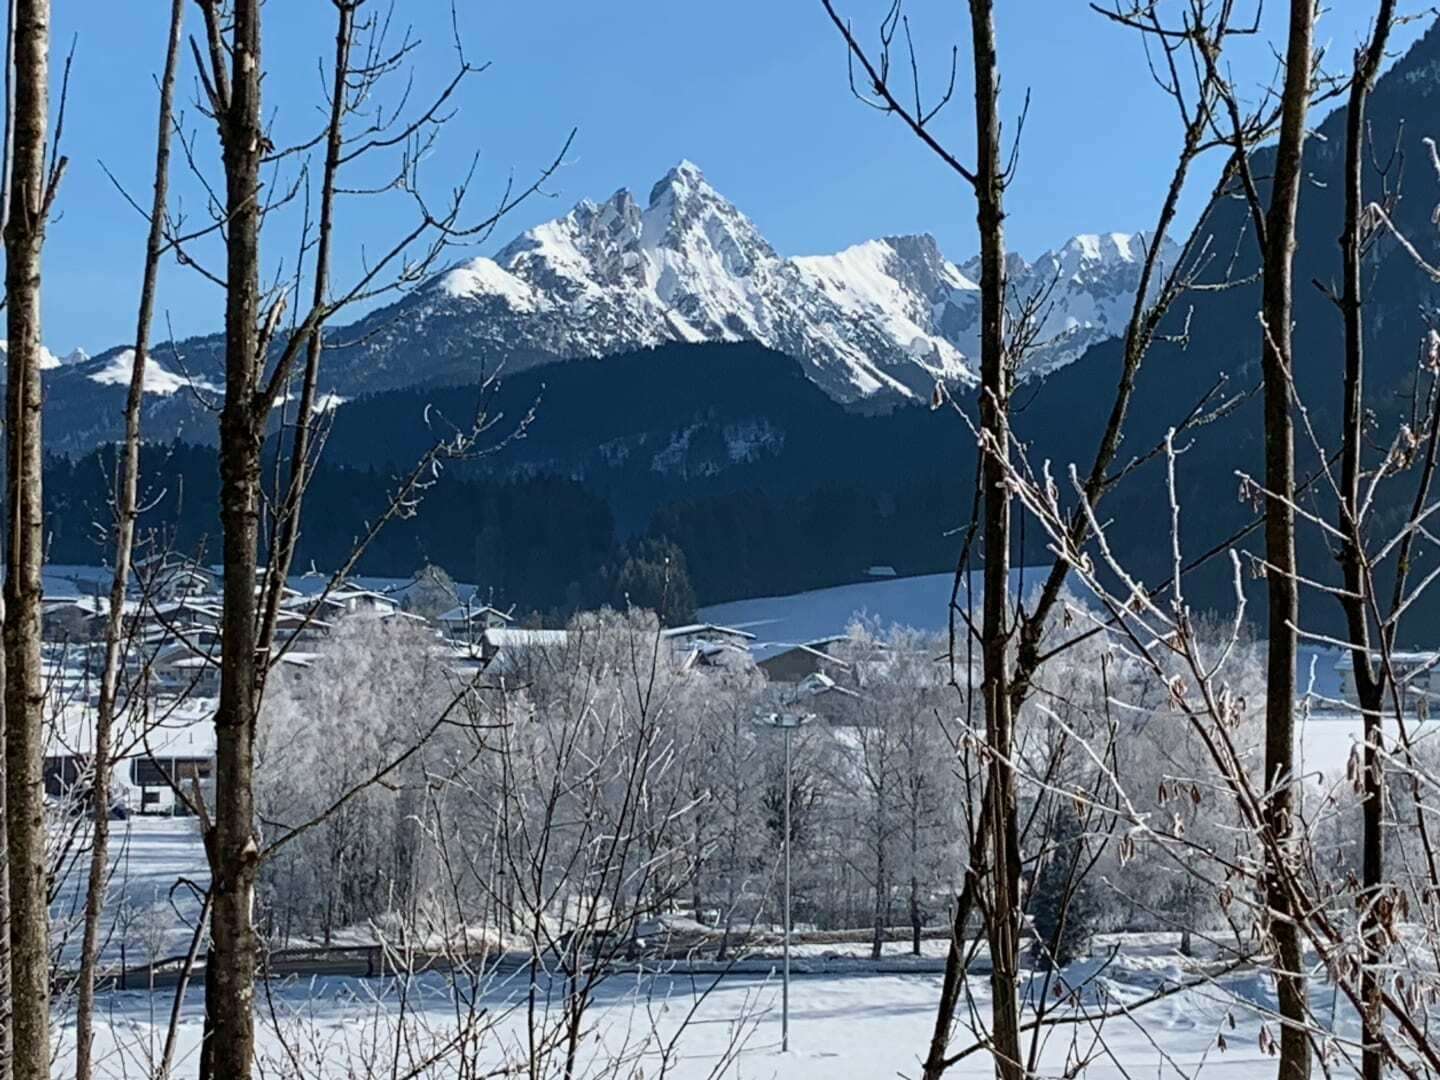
[{"left": 753, "top": 706, "right": 812, "bottom": 1053}]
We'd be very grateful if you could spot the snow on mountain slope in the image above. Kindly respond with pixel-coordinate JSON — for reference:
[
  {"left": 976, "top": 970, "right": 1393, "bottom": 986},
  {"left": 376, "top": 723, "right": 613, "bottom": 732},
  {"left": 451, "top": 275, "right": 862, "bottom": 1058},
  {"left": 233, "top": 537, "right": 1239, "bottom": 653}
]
[
  {"left": 87, "top": 349, "right": 221, "bottom": 396},
  {"left": 0, "top": 339, "right": 66, "bottom": 370},
  {"left": 426, "top": 162, "right": 1174, "bottom": 401},
  {"left": 989, "top": 231, "right": 1179, "bottom": 377},
  {"left": 443, "top": 160, "right": 950, "bottom": 398},
  {"left": 36, "top": 162, "right": 1174, "bottom": 420}
]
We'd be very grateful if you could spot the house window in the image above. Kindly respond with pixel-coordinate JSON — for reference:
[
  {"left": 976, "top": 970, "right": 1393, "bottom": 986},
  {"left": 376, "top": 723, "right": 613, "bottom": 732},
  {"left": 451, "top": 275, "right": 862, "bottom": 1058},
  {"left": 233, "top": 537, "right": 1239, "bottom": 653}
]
[
  {"left": 43, "top": 755, "right": 84, "bottom": 797},
  {"left": 131, "top": 756, "right": 212, "bottom": 787}
]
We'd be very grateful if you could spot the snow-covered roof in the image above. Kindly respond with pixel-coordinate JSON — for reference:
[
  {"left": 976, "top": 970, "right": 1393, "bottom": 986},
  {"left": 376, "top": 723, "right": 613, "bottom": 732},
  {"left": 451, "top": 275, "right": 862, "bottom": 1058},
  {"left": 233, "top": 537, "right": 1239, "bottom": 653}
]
[
  {"left": 796, "top": 672, "right": 860, "bottom": 699},
  {"left": 677, "top": 640, "right": 752, "bottom": 671},
  {"left": 330, "top": 587, "right": 398, "bottom": 605},
  {"left": 437, "top": 604, "right": 513, "bottom": 624},
  {"left": 1334, "top": 650, "right": 1440, "bottom": 672},
  {"left": 481, "top": 628, "right": 569, "bottom": 649},
  {"left": 660, "top": 623, "right": 756, "bottom": 641},
  {"left": 43, "top": 595, "right": 93, "bottom": 611},
  {"left": 760, "top": 640, "right": 852, "bottom": 668}
]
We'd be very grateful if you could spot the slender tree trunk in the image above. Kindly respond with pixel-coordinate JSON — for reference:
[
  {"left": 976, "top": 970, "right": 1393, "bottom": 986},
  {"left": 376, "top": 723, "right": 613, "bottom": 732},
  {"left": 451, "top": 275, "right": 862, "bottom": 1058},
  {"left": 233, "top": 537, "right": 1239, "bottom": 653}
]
[
  {"left": 910, "top": 871, "right": 921, "bottom": 957},
  {"left": 206, "top": 0, "right": 266, "bottom": 1074},
  {"left": 256, "top": 0, "right": 351, "bottom": 651},
  {"left": 0, "top": 2, "right": 14, "bottom": 1072},
  {"left": 1336, "top": 6, "right": 1395, "bottom": 1079},
  {"left": 922, "top": 780, "right": 991, "bottom": 1080},
  {"left": 72, "top": 6, "right": 185, "bottom": 1076},
  {"left": 910, "top": 785, "right": 922, "bottom": 956},
  {"left": 2, "top": 3, "right": 49, "bottom": 1078},
  {"left": 0, "top": 629, "right": 8, "bottom": 1080},
  {"left": 1260, "top": 5, "right": 1315, "bottom": 1078},
  {"left": 967, "top": 3, "right": 1021, "bottom": 1078},
  {"left": 871, "top": 838, "right": 886, "bottom": 960}
]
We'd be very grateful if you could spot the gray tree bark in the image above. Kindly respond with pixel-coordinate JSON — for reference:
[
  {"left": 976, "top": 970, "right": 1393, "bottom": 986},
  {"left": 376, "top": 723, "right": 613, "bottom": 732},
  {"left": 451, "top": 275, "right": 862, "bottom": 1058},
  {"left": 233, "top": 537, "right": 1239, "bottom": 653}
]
[
  {"left": 2, "top": 2, "right": 51, "bottom": 1078},
  {"left": 0, "top": 1, "right": 15, "bottom": 1072},
  {"left": 72, "top": 4, "right": 186, "bottom": 1077},
  {"left": 967, "top": 4, "right": 1022, "bottom": 1079},
  {"left": 1336, "top": 6, "right": 1396, "bottom": 1079},
  {"left": 1259, "top": 4, "right": 1315, "bottom": 1078},
  {"left": 202, "top": 0, "right": 266, "bottom": 1074}
]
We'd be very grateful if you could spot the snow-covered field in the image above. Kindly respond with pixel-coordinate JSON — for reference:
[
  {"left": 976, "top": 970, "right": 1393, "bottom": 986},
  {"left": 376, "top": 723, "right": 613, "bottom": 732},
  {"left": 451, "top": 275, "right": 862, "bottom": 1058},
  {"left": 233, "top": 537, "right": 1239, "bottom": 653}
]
[
  {"left": 53, "top": 818, "right": 210, "bottom": 965},
  {"left": 700, "top": 570, "right": 1348, "bottom": 704},
  {"left": 63, "top": 940, "right": 1356, "bottom": 1079},
  {"left": 699, "top": 569, "right": 1049, "bottom": 661},
  {"left": 53, "top": 824, "right": 1374, "bottom": 1079}
]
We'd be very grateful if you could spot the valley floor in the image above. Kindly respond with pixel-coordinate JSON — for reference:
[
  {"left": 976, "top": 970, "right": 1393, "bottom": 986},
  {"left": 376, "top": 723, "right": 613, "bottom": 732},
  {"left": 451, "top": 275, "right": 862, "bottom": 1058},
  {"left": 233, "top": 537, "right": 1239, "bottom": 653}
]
[{"left": 61, "top": 946, "right": 1351, "bottom": 1079}]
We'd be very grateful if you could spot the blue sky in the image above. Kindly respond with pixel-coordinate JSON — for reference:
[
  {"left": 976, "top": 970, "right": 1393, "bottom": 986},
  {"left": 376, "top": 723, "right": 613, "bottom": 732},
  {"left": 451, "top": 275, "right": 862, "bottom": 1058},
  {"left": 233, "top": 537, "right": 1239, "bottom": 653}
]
[{"left": 34, "top": 1, "right": 1427, "bottom": 353}]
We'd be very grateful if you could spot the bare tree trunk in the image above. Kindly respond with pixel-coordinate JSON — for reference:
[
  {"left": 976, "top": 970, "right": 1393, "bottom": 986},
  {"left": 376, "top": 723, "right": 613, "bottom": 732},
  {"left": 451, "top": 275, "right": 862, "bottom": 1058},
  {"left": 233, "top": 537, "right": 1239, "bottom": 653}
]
[
  {"left": 0, "top": 3, "right": 15, "bottom": 1070},
  {"left": 922, "top": 782, "right": 990, "bottom": 1080},
  {"left": 1336, "top": 6, "right": 1396, "bottom": 1079},
  {"left": 0, "top": 640, "right": 8, "bottom": 1080},
  {"left": 256, "top": 0, "right": 352, "bottom": 650},
  {"left": 909, "top": 871, "right": 921, "bottom": 957},
  {"left": 72, "top": 5, "right": 185, "bottom": 1076},
  {"left": 204, "top": 0, "right": 266, "bottom": 1074},
  {"left": 871, "top": 840, "right": 886, "bottom": 960},
  {"left": 910, "top": 795, "right": 922, "bottom": 957},
  {"left": 967, "top": 3, "right": 1022, "bottom": 1077},
  {"left": 1260, "top": 5, "right": 1315, "bottom": 1078},
  {"left": 2, "top": 2, "right": 50, "bottom": 1078}
]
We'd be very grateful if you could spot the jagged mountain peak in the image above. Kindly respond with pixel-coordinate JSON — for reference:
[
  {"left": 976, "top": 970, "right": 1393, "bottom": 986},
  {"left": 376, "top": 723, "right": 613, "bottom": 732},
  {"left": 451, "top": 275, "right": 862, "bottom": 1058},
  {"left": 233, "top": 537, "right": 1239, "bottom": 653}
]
[
  {"left": 1060, "top": 231, "right": 1143, "bottom": 262},
  {"left": 351, "top": 163, "right": 1174, "bottom": 402},
  {"left": 648, "top": 158, "right": 709, "bottom": 205}
]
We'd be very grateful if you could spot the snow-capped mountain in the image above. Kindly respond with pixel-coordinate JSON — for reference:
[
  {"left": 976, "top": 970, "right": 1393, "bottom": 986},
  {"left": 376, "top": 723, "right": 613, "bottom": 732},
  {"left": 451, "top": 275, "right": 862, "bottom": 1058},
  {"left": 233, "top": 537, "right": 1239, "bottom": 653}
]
[
  {"left": 0, "top": 340, "right": 85, "bottom": 370},
  {"left": 33, "top": 160, "right": 1179, "bottom": 453},
  {"left": 429, "top": 161, "right": 962, "bottom": 399},
  {"left": 426, "top": 161, "right": 1176, "bottom": 401}
]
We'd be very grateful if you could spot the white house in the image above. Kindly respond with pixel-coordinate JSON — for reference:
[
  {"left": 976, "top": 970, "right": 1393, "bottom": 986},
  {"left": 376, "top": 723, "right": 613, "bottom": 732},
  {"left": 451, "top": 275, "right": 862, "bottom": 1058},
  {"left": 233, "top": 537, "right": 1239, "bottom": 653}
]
[
  {"left": 660, "top": 623, "right": 756, "bottom": 652},
  {"left": 479, "top": 627, "right": 570, "bottom": 672},
  {"left": 133, "top": 553, "right": 218, "bottom": 601},
  {"left": 46, "top": 701, "right": 216, "bottom": 815},
  {"left": 328, "top": 586, "right": 400, "bottom": 617},
  {"left": 1335, "top": 650, "right": 1440, "bottom": 715},
  {"left": 436, "top": 603, "right": 513, "bottom": 641}
]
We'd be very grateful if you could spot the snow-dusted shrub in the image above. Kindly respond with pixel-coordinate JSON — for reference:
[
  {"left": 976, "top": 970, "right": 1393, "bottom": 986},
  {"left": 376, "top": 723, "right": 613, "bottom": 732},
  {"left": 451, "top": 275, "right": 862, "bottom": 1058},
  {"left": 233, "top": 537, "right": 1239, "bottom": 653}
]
[{"left": 255, "top": 615, "right": 455, "bottom": 943}]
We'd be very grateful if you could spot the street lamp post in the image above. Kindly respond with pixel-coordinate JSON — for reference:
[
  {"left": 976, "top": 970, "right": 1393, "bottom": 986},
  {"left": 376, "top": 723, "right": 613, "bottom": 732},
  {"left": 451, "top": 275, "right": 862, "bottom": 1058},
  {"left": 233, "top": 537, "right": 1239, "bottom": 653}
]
[{"left": 753, "top": 706, "right": 811, "bottom": 1053}]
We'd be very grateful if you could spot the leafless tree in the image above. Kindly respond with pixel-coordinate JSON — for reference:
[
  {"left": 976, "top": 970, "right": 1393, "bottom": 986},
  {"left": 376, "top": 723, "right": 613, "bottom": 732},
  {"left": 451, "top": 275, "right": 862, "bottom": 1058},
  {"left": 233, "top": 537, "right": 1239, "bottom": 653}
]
[
  {"left": 1256, "top": 7, "right": 1318, "bottom": 1077},
  {"left": 3, "top": 0, "right": 63, "bottom": 1076},
  {"left": 1329, "top": 5, "right": 1398, "bottom": 1078},
  {"left": 174, "top": 2, "right": 570, "bottom": 1073},
  {"left": 820, "top": 1, "right": 1262, "bottom": 1075},
  {"left": 71, "top": 5, "right": 187, "bottom": 1077}
]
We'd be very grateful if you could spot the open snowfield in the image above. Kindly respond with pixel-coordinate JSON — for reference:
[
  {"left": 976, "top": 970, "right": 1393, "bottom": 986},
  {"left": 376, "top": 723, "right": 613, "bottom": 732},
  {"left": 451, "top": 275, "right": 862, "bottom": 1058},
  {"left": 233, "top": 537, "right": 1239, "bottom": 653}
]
[
  {"left": 62, "top": 943, "right": 1359, "bottom": 1079},
  {"left": 699, "top": 570, "right": 1047, "bottom": 661},
  {"left": 52, "top": 818, "right": 210, "bottom": 965},
  {"left": 699, "top": 571, "right": 1349, "bottom": 703},
  {"left": 55, "top": 823, "right": 1374, "bottom": 1078}
]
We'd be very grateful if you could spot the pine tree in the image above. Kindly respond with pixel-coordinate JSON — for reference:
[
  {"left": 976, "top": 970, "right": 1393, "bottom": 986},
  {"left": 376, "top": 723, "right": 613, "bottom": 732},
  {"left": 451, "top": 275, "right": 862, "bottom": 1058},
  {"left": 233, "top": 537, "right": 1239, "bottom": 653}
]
[{"left": 1029, "top": 804, "right": 1098, "bottom": 969}]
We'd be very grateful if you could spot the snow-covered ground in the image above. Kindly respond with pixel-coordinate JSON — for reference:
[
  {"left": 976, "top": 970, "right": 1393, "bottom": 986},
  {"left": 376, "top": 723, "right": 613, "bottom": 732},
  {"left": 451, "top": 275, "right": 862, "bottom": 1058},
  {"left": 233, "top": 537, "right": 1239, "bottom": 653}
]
[
  {"left": 52, "top": 818, "right": 209, "bottom": 965},
  {"left": 53, "top": 826, "right": 1370, "bottom": 1079},
  {"left": 61, "top": 941, "right": 1356, "bottom": 1079},
  {"left": 699, "top": 568, "right": 1049, "bottom": 661}
]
